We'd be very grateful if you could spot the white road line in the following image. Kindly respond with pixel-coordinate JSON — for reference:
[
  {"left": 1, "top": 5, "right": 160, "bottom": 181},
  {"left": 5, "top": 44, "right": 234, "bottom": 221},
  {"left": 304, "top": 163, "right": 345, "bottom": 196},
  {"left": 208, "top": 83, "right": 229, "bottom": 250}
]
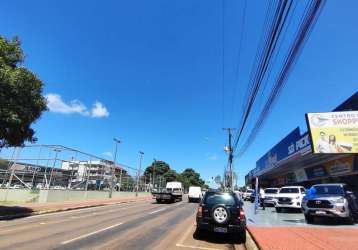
[
  {"left": 176, "top": 243, "right": 221, "bottom": 250},
  {"left": 61, "top": 222, "right": 123, "bottom": 245},
  {"left": 148, "top": 208, "right": 166, "bottom": 215}
]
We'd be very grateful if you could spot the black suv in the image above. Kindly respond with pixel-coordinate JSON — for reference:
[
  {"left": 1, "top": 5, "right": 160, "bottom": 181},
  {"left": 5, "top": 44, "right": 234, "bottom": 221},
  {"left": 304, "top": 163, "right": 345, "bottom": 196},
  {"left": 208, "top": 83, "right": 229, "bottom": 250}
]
[{"left": 196, "top": 191, "right": 246, "bottom": 242}]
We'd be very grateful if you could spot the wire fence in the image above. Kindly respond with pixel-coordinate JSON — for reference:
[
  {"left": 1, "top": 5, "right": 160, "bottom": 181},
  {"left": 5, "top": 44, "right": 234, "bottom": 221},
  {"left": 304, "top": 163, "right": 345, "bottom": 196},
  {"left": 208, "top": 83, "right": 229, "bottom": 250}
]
[{"left": 0, "top": 145, "right": 160, "bottom": 193}]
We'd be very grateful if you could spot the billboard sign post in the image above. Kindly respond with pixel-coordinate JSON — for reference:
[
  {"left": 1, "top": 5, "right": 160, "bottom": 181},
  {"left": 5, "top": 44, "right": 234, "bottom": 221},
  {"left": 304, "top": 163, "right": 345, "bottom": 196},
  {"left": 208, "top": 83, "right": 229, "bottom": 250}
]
[{"left": 306, "top": 111, "right": 358, "bottom": 154}]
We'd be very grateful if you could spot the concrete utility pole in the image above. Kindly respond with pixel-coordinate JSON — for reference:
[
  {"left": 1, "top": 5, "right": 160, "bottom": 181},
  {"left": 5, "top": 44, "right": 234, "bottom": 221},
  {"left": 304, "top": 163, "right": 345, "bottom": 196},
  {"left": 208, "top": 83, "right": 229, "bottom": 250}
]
[
  {"left": 152, "top": 158, "right": 156, "bottom": 191},
  {"left": 223, "top": 128, "right": 235, "bottom": 191},
  {"left": 109, "top": 138, "right": 121, "bottom": 198},
  {"left": 135, "top": 151, "right": 144, "bottom": 197}
]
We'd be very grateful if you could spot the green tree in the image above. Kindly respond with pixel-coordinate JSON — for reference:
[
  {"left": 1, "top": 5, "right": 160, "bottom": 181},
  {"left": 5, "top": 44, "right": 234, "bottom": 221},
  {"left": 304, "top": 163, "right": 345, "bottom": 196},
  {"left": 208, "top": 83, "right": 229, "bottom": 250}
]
[
  {"left": 179, "top": 168, "right": 205, "bottom": 190},
  {"left": 0, "top": 36, "right": 47, "bottom": 147},
  {"left": 163, "top": 169, "right": 179, "bottom": 182},
  {"left": 143, "top": 160, "right": 170, "bottom": 179}
]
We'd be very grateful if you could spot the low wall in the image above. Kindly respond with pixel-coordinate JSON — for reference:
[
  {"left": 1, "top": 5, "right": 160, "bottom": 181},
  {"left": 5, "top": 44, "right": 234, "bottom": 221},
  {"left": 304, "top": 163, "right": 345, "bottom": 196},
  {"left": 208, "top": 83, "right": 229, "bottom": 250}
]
[
  {"left": 0, "top": 189, "right": 150, "bottom": 203},
  {"left": 0, "top": 189, "right": 40, "bottom": 203}
]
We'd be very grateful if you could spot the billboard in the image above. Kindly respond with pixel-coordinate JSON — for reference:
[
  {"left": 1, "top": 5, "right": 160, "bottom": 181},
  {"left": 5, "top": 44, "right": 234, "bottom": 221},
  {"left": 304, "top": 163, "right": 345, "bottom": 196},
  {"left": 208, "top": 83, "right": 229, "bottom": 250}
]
[{"left": 306, "top": 111, "right": 358, "bottom": 154}]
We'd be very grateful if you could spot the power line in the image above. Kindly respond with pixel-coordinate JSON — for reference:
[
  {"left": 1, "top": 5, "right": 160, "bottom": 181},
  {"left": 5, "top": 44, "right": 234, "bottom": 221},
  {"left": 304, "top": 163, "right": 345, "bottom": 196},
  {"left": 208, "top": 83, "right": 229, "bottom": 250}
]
[{"left": 236, "top": 0, "right": 325, "bottom": 156}]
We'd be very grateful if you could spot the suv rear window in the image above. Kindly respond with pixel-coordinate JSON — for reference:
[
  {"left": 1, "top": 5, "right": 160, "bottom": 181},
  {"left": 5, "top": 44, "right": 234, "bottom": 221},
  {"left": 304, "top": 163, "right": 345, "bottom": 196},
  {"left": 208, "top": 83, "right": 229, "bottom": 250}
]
[
  {"left": 204, "top": 193, "right": 236, "bottom": 205},
  {"left": 265, "top": 189, "right": 278, "bottom": 194},
  {"left": 280, "top": 188, "right": 299, "bottom": 193},
  {"left": 314, "top": 185, "right": 344, "bottom": 195}
]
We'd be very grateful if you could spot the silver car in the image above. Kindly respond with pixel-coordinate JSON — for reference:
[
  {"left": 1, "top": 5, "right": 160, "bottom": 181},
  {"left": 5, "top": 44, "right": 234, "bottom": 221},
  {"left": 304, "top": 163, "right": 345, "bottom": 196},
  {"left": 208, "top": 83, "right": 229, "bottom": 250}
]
[{"left": 302, "top": 183, "right": 358, "bottom": 224}]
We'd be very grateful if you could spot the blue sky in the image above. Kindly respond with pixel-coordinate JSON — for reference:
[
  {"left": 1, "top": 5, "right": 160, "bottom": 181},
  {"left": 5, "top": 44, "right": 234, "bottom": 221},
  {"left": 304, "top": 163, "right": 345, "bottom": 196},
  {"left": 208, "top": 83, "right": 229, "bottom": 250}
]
[{"left": 1, "top": 1, "right": 357, "bottom": 185}]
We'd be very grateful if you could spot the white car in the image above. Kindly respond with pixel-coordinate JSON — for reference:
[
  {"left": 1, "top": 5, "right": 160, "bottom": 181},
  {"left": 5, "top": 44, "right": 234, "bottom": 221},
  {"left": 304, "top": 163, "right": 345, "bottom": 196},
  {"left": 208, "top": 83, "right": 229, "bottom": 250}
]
[
  {"left": 188, "top": 186, "right": 202, "bottom": 202},
  {"left": 242, "top": 189, "right": 254, "bottom": 201},
  {"left": 275, "top": 186, "right": 306, "bottom": 212},
  {"left": 264, "top": 188, "right": 280, "bottom": 206}
]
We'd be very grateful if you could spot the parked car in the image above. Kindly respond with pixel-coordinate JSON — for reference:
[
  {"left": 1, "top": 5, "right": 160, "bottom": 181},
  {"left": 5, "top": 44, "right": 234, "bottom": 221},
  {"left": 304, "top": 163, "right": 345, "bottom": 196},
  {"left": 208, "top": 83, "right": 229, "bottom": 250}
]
[
  {"left": 302, "top": 183, "right": 358, "bottom": 224},
  {"left": 264, "top": 188, "right": 280, "bottom": 206},
  {"left": 196, "top": 191, "right": 246, "bottom": 242},
  {"left": 188, "top": 186, "right": 202, "bottom": 202},
  {"left": 242, "top": 189, "right": 254, "bottom": 201},
  {"left": 9, "top": 184, "right": 23, "bottom": 189},
  {"left": 52, "top": 185, "right": 66, "bottom": 190},
  {"left": 249, "top": 191, "right": 256, "bottom": 203},
  {"left": 275, "top": 186, "right": 306, "bottom": 212}
]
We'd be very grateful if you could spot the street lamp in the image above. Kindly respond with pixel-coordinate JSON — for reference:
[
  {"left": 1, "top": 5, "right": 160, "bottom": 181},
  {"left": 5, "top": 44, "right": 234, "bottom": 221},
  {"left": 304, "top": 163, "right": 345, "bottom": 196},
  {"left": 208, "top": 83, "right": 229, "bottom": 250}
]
[
  {"left": 109, "top": 138, "right": 121, "bottom": 198},
  {"left": 135, "top": 151, "right": 144, "bottom": 197}
]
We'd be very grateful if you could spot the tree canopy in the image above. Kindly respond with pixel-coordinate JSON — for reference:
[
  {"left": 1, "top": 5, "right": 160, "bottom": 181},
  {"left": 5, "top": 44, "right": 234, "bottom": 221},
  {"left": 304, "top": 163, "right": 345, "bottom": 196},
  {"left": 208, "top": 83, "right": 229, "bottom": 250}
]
[
  {"left": 0, "top": 36, "right": 47, "bottom": 147},
  {"left": 143, "top": 161, "right": 207, "bottom": 190}
]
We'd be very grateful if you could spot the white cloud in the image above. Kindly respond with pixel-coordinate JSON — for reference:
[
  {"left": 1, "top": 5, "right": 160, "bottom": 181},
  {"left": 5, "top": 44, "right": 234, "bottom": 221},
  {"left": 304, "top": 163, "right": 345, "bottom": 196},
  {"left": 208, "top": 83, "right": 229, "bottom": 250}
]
[
  {"left": 46, "top": 93, "right": 109, "bottom": 118},
  {"left": 91, "top": 101, "right": 109, "bottom": 118}
]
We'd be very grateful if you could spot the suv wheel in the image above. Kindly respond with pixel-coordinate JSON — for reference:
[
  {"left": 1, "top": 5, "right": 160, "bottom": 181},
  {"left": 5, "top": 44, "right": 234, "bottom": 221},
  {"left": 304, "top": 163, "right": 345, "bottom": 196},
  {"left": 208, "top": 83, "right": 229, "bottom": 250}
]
[
  {"left": 305, "top": 214, "right": 314, "bottom": 224},
  {"left": 212, "top": 205, "right": 229, "bottom": 224},
  {"left": 346, "top": 210, "right": 355, "bottom": 225}
]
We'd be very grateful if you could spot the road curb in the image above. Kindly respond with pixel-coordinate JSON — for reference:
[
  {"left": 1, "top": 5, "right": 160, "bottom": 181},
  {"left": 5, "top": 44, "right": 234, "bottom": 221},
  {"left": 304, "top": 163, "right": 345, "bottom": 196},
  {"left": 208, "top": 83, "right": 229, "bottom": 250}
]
[
  {"left": 0, "top": 196, "right": 152, "bottom": 220},
  {"left": 245, "top": 227, "right": 261, "bottom": 250}
]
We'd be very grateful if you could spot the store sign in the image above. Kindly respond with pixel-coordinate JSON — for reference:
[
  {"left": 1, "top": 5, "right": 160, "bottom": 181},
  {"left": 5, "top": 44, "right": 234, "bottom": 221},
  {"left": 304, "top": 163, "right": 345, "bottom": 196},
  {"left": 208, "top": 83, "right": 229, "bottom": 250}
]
[
  {"left": 306, "top": 111, "right": 358, "bottom": 154},
  {"left": 325, "top": 156, "right": 354, "bottom": 176},
  {"left": 256, "top": 128, "right": 301, "bottom": 171},
  {"left": 305, "top": 165, "right": 328, "bottom": 179}
]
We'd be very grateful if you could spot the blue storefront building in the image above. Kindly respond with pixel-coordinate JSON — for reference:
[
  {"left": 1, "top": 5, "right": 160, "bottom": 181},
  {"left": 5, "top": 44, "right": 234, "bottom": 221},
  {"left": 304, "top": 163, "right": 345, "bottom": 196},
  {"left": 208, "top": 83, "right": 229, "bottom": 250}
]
[{"left": 245, "top": 92, "right": 358, "bottom": 192}]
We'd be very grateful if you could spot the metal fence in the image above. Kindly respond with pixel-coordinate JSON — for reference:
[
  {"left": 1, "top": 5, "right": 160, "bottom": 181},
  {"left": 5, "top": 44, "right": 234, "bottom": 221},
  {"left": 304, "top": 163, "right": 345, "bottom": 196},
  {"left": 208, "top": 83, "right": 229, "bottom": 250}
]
[{"left": 0, "top": 145, "right": 150, "bottom": 193}]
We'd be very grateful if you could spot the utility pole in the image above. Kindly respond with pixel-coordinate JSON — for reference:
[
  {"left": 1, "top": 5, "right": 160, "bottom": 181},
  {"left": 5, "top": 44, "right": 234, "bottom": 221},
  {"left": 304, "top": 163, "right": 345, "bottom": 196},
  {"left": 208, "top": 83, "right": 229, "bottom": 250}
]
[
  {"left": 109, "top": 138, "right": 121, "bottom": 198},
  {"left": 136, "top": 151, "right": 144, "bottom": 197},
  {"left": 223, "top": 128, "right": 235, "bottom": 191},
  {"left": 152, "top": 158, "right": 156, "bottom": 191}
]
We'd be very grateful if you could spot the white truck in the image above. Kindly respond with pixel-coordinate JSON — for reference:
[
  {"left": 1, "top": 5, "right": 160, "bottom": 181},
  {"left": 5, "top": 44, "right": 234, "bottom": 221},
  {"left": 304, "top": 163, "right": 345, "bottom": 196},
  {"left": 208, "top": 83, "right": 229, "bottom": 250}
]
[
  {"left": 152, "top": 181, "right": 183, "bottom": 203},
  {"left": 275, "top": 186, "right": 306, "bottom": 212},
  {"left": 188, "top": 186, "right": 202, "bottom": 202}
]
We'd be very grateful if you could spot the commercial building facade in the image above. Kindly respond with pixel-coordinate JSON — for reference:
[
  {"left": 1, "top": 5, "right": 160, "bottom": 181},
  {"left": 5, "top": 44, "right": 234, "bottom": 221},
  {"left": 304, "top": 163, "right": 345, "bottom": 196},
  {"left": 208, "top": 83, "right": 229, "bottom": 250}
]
[{"left": 245, "top": 92, "right": 358, "bottom": 193}]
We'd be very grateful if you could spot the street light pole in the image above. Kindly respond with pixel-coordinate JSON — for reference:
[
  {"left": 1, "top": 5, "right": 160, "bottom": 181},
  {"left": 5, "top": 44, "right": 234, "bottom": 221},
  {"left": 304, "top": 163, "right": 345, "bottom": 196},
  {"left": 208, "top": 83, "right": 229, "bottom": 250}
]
[
  {"left": 136, "top": 151, "right": 144, "bottom": 197},
  {"left": 109, "top": 138, "right": 121, "bottom": 198},
  {"left": 48, "top": 149, "right": 61, "bottom": 189}
]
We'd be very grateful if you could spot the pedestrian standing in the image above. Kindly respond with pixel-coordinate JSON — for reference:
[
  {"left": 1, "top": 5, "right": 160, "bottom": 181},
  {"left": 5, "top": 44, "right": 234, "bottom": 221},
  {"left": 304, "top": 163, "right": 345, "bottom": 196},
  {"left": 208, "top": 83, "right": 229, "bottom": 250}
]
[{"left": 260, "top": 188, "right": 265, "bottom": 210}]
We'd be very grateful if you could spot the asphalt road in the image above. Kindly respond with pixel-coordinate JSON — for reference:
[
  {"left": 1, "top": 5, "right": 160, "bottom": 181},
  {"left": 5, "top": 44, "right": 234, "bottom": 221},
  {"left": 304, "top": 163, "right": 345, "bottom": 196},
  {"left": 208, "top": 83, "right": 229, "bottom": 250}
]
[{"left": 0, "top": 198, "right": 246, "bottom": 250}]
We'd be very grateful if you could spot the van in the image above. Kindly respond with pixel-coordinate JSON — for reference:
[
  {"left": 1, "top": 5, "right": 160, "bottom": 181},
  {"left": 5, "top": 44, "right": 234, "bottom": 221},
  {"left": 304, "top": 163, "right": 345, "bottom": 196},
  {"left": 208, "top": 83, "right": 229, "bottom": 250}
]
[{"left": 188, "top": 186, "right": 202, "bottom": 202}]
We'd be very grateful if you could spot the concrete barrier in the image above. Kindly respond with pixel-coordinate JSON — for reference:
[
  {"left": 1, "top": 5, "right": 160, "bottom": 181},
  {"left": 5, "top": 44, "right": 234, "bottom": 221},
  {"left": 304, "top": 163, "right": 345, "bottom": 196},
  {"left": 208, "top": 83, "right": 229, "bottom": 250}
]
[
  {"left": 0, "top": 189, "right": 40, "bottom": 203},
  {"left": 0, "top": 189, "right": 150, "bottom": 203}
]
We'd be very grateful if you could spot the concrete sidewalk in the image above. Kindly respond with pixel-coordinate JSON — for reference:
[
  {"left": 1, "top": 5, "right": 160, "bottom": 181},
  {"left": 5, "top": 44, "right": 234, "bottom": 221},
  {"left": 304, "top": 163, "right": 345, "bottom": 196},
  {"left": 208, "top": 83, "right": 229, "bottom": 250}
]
[
  {"left": 248, "top": 226, "right": 358, "bottom": 250},
  {"left": 0, "top": 194, "right": 152, "bottom": 219}
]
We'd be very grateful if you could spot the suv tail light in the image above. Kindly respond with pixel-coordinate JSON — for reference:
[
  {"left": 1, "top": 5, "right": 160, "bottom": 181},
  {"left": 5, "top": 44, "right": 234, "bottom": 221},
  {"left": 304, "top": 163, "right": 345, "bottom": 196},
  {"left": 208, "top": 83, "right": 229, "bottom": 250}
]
[
  {"left": 197, "top": 206, "right": 203, "bottom": 217},
  {"left": 239, "top": 208, "right": 245, "bottom": 220}
]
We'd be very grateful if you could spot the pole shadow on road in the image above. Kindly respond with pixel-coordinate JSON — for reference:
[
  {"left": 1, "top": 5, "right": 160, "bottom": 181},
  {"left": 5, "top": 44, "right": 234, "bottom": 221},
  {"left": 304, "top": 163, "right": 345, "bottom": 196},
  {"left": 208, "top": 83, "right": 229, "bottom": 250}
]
[
  {"left": 0, "top": 206, "right": 34, "bottom": 220},
  {"left": 193, "top": 229, "right": 245, "bottom": 245}
]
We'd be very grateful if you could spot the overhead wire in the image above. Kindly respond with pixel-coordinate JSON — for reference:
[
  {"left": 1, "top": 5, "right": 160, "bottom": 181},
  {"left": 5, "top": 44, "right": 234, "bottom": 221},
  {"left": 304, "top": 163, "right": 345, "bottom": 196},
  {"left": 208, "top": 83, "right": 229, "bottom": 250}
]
[
  {"left": 235, "top": 0, "right": 326, "bottom": 156},
  {"left": 233, "top": 0, "right": 293, "bottom": 152}
]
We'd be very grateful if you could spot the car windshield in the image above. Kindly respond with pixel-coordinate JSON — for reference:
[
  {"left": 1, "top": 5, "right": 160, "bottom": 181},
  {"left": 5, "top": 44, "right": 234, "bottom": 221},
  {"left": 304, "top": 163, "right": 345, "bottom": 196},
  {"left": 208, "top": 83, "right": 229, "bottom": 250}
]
[
  {"left": 279, "top": 188, "right": 299, "bottom": 194},
  {"left": 265, "top": 189, "right": 278, "bottom": 194},
  {"left": 314, "top": 186, "right": 344, "bottom": 195},
  {"left": 204, "top": 193, "right": 236, "bottom": 206}
]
